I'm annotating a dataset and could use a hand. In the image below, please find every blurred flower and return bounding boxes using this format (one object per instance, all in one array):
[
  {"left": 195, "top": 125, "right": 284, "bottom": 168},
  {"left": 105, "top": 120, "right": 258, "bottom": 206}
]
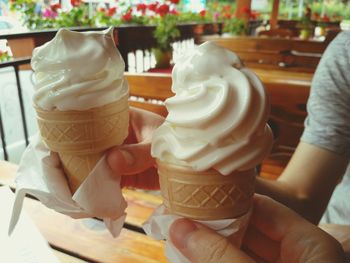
[
  {"left": 71, "top": 0, "right": 82, "bottom": 7},
  {"left": 157, "top": 4, "right": 169, "bottom": 17},
  {"left": 213, "top": 12, "right": 220, "bottom": 21},
  {"left": 249, "top": 11, "right": 260, "bottom": 20},
  {"left": 107, "top": 7, "right": 117, "bottom": 17},
  {"left": 322, "top": 14, "right": 330, "bottom": 22},
  {"left": 50, "top": 3, "right": 61, "bottom": 13},
  {"left": 238, "top": 6, "right": 259, "bottom": 20},
  {"left": 136, "top": 3, "right": 147, "bottom": 14},
  {"left": 43, "top": 8, "right": 57, "bottom": 18},
  {"left": 122, "top": 9, "right": 133, "bottom": 22},
  {"left": 224, "top": 12, "right": 231, "bottom": 19},
  {"left": 170, "top": 9, "right": 179, "bottom": 15},
  {"left": 241, "top": 6, "right": 251, "bottom": 15},
  {"left": 0, "top": 50, "right": 12, "bottom": 62},
  {"left": 170, "top": 0, "right": 180, "bottom": 4},
  {"left": 199, "top": 10, "right": 206, "bottom": 17},
  {"left": 148, "top": 2, "right": 159, "bottom": 12},
  {"left": 312, "top": 12, "right": 320, "bottom": 20}
]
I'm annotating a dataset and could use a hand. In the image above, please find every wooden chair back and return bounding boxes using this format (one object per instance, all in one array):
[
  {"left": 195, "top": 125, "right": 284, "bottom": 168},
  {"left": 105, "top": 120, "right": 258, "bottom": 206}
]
[
  {"left": 125, "top": 72, "right": 173, "bottom": 117},
  {"left": 258, "top": 28, "right": 294, "bottom": 38},
  {"left": 199, "top": 36, "right": 327, "bottom": 72}
]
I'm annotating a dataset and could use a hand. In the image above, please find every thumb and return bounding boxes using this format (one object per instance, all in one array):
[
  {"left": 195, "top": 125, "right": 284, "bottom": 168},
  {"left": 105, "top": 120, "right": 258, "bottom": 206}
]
[{"left": 169, "top": 218, "right": 255, "bottom": 263}]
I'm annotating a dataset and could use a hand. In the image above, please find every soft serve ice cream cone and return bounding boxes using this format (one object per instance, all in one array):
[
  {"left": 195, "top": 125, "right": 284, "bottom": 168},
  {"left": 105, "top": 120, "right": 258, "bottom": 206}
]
[
  {"left": 151, "top": 42, "right": 273, "bottom": 220},
  {"left": 31, "top": 28, "right": 129, "bottom": 193}
]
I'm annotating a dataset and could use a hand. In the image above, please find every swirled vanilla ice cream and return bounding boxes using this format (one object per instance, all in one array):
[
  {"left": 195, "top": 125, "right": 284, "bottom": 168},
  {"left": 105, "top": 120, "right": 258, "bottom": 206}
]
[
  {"left": 32, "top": 28, "right": 129, "bottom": 193},
  {"left": 151, "top": 41, "right": 273, "bottom": 220}
]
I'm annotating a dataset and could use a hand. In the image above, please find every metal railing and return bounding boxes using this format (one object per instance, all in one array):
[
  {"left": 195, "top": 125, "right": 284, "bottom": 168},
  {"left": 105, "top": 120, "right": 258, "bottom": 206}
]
[{"left": 0, "top": 57, "right": 32, "bottom": 161}]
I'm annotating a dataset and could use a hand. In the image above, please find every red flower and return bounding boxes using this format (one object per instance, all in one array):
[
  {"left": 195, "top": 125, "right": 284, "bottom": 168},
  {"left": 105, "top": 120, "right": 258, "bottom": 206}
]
[
  {"left": 224, "top": 13, "right": 231, "bottom": 19},
  {"left": 241, "top": 6, "right": 251, "bottom": 15},
  {"left": 148, "top": 2, "right": 159, "bottom": 12},
  {"left": 170, "top": 0, "right": 180, "bottom": 4},
  {"left": 107, "top": 7, "right": 117, "bottom": 17},
  {"left": 199, "top": 10, "right": 206, "bottom": 17},
  {"left": 122, "top": 11, "right": 133, "bottom": 22},
  {"left": 249, "top": 11, "right": 260, "bottom": 20},
  {"left": 157, "top": 4, "right": 169, "bottom": 17},
  {"left": 170, "top": 9, "right": 179, "bottom": 15},
  {"left": 50, "top": 3, "right": 61, "bottom": 12},
  {"left": 70, "top": 0, "right": 82, "bottom": 7},
  {"left": 322, "top": 14, "right": 330, "bottom": 22},
  {"left": 136, "top": 3, "right": 147, "bottom": 14},
  {"left": 313, "top": 12, "right": 320, "bottom": 20}
]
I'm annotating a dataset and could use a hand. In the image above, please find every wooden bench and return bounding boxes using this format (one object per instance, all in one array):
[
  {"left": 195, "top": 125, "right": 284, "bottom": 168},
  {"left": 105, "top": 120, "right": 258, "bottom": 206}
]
[
  {"left": 126, "top": 72, "right": 173, "bottom": 117},
  {"left": 199, "top": 36, "right": 328, "bottom": 72},
  {"left": 258, "top": 28, "right": 295, "bottom": 38}
]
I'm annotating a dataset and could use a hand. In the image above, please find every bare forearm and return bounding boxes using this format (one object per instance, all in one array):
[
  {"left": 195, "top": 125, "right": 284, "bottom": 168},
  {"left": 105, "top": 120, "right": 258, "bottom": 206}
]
[
  {"left": 256, "top": 177, "right": 323, "bottom": 224},
  {"left": 256, "top": 142, "right": 348, "bottom": 224}
]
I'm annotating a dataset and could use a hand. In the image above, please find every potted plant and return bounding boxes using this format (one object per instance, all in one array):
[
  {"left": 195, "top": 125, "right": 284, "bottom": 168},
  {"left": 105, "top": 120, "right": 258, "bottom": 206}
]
[
  {"left": 153, "top": 13, "right": 180, "bottom": 68},
  {"left": 221, "top": 5, "right": 258, "bottom": 36},
  {"left": 298, "top": 6, "right": 314, "bottom": 40},
  {"left": 317, "top": 14, "right": 331, "bottom": 36},
  {"left": 0, "top": 50, "right": 12, "bottom": 62},
  {"left": 222, "top": 18, "right": 248, "bottom": 36}
]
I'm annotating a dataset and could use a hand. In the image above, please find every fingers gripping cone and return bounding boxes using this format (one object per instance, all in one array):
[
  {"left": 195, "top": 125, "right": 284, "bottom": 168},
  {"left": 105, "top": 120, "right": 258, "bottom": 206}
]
[
  {"left": 35, "top": 94, "right": 129, "bottom": 193},
  {"left": 157, "top": 160, "right": 255, "bottom": 220}
]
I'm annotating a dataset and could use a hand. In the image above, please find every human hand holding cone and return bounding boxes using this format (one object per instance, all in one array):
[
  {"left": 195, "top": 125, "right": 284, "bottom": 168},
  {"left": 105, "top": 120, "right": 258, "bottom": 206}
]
[{"left": 35, "top": 94, "right": 129, "bottom": 193}]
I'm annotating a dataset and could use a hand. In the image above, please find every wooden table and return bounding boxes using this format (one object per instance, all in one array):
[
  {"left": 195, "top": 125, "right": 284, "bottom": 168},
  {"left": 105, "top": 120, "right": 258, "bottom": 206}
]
[
  {"left": 0, "top": 161, "right": 166, "bottom": 263},
  {"left": 1, "top": 160, "right": 349, "bottom": 262}
]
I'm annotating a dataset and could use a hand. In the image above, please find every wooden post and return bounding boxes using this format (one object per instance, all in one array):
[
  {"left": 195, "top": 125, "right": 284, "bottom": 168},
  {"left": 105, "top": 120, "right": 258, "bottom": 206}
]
[
  {"left": 236, "top": 0, "right": 252, "bottom": 20},
  {"left": 270, "top": 0, "right": 280, "bottom": 29}
]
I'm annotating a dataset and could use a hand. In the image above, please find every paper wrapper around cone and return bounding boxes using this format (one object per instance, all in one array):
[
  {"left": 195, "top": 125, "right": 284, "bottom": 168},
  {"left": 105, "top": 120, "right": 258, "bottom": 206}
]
[
  {"left": 157, "top": 159, "right": 255, "bottom": 220},
  {"left": 35, "top": 94, "right": 129, "bottom": 193}
]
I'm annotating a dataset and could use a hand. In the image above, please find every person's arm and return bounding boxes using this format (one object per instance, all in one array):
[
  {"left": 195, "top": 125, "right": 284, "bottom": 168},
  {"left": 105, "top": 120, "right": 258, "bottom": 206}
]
[
  {"left": 256, "top": 31, "right": 350, "bottom": 224},
  {"left": 256, "top": 142, "right": 348, "bottom": 224}
]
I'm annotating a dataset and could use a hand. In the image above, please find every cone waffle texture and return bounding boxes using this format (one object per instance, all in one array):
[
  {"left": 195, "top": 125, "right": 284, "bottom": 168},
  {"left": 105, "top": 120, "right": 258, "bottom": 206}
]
[
  {"left": 35, "top": 94, "right": 129, "bottom": 192},
  {"left": 157, "top": 159, "right": 255, "bottom": 220}
]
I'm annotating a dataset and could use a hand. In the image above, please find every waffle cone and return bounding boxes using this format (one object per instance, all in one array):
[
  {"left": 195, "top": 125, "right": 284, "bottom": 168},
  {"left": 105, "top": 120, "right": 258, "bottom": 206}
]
[
  {"left": 35, "top": 94, "right": 129, "bottom": 193},
  {"left": 157, "top": 159, "right": 255, "bottom": 220}
]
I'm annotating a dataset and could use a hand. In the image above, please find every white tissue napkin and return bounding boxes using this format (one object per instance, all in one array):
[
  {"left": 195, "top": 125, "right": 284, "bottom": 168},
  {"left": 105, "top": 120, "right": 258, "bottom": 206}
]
[
  {"left": 9, "top": 134, "right": 127, "bottom": 237},
  {"left": 143, "top": 205, "right": 251, "bottom": 263}
]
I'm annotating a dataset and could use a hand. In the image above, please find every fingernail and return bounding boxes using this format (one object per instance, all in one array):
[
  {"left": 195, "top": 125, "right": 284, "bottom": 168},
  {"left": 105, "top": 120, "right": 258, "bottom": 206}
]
[
  {"left": 119, "top": 150, "right": 134, "bottom": 166},
  {"left": 170, "top": 218, "right": 198, "bottom": 250}
]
